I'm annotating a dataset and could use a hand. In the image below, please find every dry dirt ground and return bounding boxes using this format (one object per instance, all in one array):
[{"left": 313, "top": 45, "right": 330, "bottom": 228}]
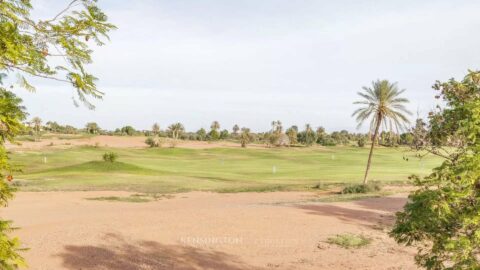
[
  {"left": 2, "top": 191, "right": 418, "bottom": 270},
  {"left": 6, "top": 135, "right": 252, "bottom": 150}
]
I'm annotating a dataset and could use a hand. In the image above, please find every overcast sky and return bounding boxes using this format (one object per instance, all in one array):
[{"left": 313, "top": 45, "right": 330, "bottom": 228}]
[{"left": 14, "top": 0, "right": 480, "bottom": 132}]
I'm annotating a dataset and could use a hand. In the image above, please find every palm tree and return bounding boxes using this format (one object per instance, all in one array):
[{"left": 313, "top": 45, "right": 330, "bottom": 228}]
[
  {"left": 31, "top": 117, "right": 42, "bottom": 141},
  {"left": 85, "top": 122, "right": 100, "bottom": 134},
  {"left": 167, "top": 123, "right": 185, "bottom": 141},
  {"left": 303, "top": 124, "right": 316, "bottom": 146},
  {"left": 152, "top": 123, "right": 160, "bottom": 136},
  {"left": 232, "top": 124, "right": 239, "bottom": 135},
  {"left": 210, "top": 121, "right": 220, "bottom": 131},
  {"left": 32, "top": 117, "right": 42, "bottom": 134},
  {"left": 353, "top": 80, "right": 411, "bottom": 184},
  {"left": 271, "top": 120, "right": 282, "bottom": 134},
  {"left": 239, "top": 127, "right": 254, "bottom": 148}
]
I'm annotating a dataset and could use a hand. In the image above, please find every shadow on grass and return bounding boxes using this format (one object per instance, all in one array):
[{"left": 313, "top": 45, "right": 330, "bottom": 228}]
[{"left": 57, "top": 234, "right": 261, "bottom": 270}]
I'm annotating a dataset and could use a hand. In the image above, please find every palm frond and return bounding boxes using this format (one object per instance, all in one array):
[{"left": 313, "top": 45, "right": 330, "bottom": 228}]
[{"left": 352, "top": 79, "right": 411, "bottom": 133}]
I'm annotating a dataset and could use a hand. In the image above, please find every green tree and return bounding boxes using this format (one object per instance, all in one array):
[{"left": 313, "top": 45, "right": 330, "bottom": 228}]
[
  {"left": 219, "top": 129, "right": 229, "bottom": 140},
  {"left": 271, "top": 120, "right": 283, "bottom": 133},
  {"left": 0, "top": 89, "right": 26, "bottom": 144},
  {"left": 411, "top": 118, "right": 428, "bottom": 150},
  {"left": 31, "top": 117, "right": 42, "bottom": 138},
  {"left": 168, "top": 123, "right": 184, "bottom": 141},
  {"left": 298, "top": 124, "right": 317, "bottom": 146},
  {"left": 85, "top": 122, "right": 100, "bottom": 134},
  {"left": 145, "top": 137, "right": 157, "bottom": 148},
  {"left": 45, "top": 121, "right": 59, "bottom": 133},
  {"left": 1, "top": 0, "right": 115, "bottom": 108},
  {"left": 239, "top": 127, "right": 254, "bottom": 148},
  {"left": 331, "top": 131, "right": 349, "bottom": 145},
  {"left": 352, "top": 80, "right": 411, "bottom": 184},
  {"left": 152, "top": 123, "right": 160, "bottom": 136},
  {"left": 120, "top": 125, "right": 136, "bottom": 136},
  {"left": 208, "top": 129, "right": 219, "bottom": 141},
  {"left": 399, "top": 132, "right": 414, "bottom": 146},
  {"left": 316, "top": 126, "right": 326, "bottom": 144},
  {"left": 357, "top": 138, "right": 366, "bottom": 147},
  {"left": 196, "top": 128, "right": 207, "bottom": 141},
  {"left": 379, "top": 131, "right": 398, "bottom": 147},
  {"left": 64, "top": 125, "right": 77, "bottom": 134},
  {"left": 0, "top": 1, "right": 114, "bottom": 268},
  {"left": 267, "top": 120, "right": 283, "bottom": 146},
  {"left": 391, "top": 71, "right": 480, "bottom": 269},
  {"left": 209, "top": 121, "right": 220, "bottom": 141},
  {"left": 0, "top": 88, "right": 27, "bottom": 270},
  {"left": 232, "top": 124, "right": 239, "bottom": 136},
  {"left": 210, "top": 121, "right": 220, "bottom": 131},
  {"left": 286, "top": 126, "right": 298, "bottom": 145}
]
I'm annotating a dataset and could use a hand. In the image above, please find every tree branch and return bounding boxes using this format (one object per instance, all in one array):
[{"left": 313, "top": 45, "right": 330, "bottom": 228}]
[{"left": 2, "top": 63, "right": 71, "bottom": 84}]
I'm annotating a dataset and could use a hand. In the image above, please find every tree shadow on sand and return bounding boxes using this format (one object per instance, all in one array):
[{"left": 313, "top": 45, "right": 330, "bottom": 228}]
[
  {"left": 296, "top": 196, "right": 407, "bottom": 228},
  {"left": 354, "top": 196, "right": 407, "bottom": 213},
  {"left": 57, "top": 233, "right": 262, "bottom": 270}
]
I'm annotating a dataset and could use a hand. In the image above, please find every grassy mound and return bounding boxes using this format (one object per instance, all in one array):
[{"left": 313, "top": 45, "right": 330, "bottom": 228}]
[
  {"left": 11, "top": 146, "right": 442, "bottom": 193},
  {"left": 38, "top": 161, "right": 158, "bottom": 175}
]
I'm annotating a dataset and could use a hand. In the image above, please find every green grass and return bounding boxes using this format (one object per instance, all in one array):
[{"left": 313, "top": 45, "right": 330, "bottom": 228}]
[
  {"left": 9, "top": 145, "right": 443, "bottom": 193},
  {"left": 327, "top": 234, "right": 372, "bottom": 248}
]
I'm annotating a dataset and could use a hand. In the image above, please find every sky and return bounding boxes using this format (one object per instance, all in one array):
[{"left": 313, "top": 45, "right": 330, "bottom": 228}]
[{"left": 13, "top": 0, "right": 480, "bottom": 132}]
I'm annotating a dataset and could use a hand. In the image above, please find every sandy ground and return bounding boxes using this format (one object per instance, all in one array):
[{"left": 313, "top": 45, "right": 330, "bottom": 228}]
[
  {"left": 6, "top": 135, "right": 258, "bottom": 150},
  {"left": 1, "top": 191, "right": 417, "bottom": 270}
]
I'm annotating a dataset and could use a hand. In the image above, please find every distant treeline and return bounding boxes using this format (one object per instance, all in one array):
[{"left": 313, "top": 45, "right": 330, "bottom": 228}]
[{"left": 22, "top": 118, "right": 431, "bottom": 148}]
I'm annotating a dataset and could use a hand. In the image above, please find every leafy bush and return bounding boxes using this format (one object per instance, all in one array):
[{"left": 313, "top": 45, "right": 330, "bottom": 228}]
[
  {"left": 357, "top": 138, "right": 366, "bottom": 147},
  {"left": 391, "top": 71, "right": 480, "bottom": 269},
  {"left": 312, "top": 183, "right": 324, "bottom": 189},
  {"left": 327, "top": 234, "right": 371, "bottom": 249},
  {"left": 341, "top": 182, "right": 381, "bottom": 194},
  {"left": 145, "top": 137, "right": 157, "bottom": 148},
  {"left": 320, "top": 137, "right": 337, "bottom": 146},
  {"left": 120, "top": 125, "right": 136, "bottom": 136},
  {"left": 102, "top": 152, "right": 118, "bottom": 163}
]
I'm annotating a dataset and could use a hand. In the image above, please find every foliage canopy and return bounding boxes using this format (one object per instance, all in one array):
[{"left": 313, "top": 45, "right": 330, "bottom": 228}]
[
  {"left": 0, "top": 0, "right": 115, "bottom": 268},
  {"left": 391, "top": 71, "right": 480, "bottom": 269}
]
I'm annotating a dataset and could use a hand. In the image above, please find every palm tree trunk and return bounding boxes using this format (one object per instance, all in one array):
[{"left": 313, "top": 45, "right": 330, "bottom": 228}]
[{"left": 363, "top": 118, "right": 381, "bottom": 185}]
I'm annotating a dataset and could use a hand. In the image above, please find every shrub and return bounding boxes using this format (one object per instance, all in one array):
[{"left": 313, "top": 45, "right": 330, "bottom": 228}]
[
  {"left": 120, "top": 125, "right": 136, "bottom": 136},
  {"left": 102, "top": 152, "right": 118, "bottom": 163},
  {"left": 320, "top": 137, "right": 337, "bottom": 146},
  {"left": 312, "top": 183, "right": 324, "bottom": 189},
  {"left": 327, "top": 234, "right": 371, "bottom": 249},
  {"left": 341, "top": 182, "right": 381, "bottom": 194},
  {"left": 266, "top": 132, "right": 281, "bottom": 146},
  {"left": 145, "top": 137, "right": 157, "bottom": 148},
  {"left": 357, "top": 138, "right": 366, "bottom": 147}
]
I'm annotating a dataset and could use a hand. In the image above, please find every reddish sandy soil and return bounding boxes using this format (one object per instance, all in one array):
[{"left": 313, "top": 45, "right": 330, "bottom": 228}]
[
  {"left": 6, "top": 135, "right": 261, "bottom": 150},
  {"left": 2, "top": 191, "right": 417, "bottom": 270}
]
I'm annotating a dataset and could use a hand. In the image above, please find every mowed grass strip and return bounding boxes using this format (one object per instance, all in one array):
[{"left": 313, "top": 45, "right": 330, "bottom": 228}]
[{"left": 9, "top": 145, "right": 443, "bottom": 193}]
